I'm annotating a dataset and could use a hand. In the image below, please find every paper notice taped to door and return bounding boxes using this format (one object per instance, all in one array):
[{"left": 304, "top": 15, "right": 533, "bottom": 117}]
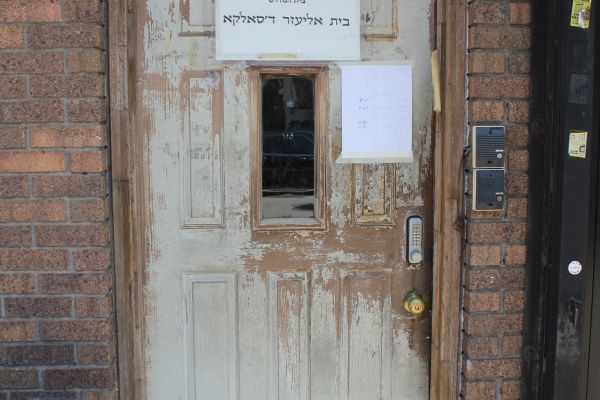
[
  {"left": 568, "top": 131, "right": 588, "bottom": 158},
  {"left": 570, "top": 0, "right": 592, "bottom": 29}
]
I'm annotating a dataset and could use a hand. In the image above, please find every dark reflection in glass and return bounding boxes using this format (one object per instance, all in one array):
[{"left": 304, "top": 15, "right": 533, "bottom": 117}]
[{"left": 261, "top": 75, "right": 315, "bottom": 219}]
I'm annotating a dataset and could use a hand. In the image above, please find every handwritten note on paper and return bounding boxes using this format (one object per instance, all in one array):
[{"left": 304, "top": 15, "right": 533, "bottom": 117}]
[
  {"left": 216, "top": 0, "right": 360, "bottom": 60},
  {"left": 338, "top": 63, "right": 413, "bottom": 163}
]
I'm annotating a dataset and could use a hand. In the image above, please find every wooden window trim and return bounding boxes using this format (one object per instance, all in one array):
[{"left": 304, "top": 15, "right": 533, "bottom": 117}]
[{"left": 249, "top": 66, "right": 328, "bottom": 231}]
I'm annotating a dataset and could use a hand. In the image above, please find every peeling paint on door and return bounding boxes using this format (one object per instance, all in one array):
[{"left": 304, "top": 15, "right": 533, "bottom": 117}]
[{"left": 137, "top": 0, "right": 435, "bottom": 398}]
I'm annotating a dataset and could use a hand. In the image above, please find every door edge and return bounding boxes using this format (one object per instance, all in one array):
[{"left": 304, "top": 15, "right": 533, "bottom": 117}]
[
  {"left": 108, "top": 0, "right": 148, "bottom": 398},
  {"left": 429, "top": 0, "right": 468, "bottom": 399}
]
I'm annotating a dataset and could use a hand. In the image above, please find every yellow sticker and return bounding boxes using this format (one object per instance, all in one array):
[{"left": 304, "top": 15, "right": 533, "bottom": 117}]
[
  {"left": 571, "top": 0, "right": 592, "bottom": 29},
  {"left": 568, "top": 131, "right": 588, "bottom": 158}
]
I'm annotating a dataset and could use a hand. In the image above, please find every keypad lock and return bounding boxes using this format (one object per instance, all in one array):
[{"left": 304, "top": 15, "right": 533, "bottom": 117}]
[{"left": 407, "top": 216, "right": 423, "bottom": 264}]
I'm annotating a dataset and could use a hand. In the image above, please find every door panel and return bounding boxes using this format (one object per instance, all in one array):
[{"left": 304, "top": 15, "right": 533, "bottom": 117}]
[{"left": 138, "top": 0, "right": 434, "bottom": 398}]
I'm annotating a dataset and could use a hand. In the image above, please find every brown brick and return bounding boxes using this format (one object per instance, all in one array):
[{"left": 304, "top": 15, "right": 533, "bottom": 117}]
[
  {"left": 45, "top": 368, "right": 115, "bottom": 389},
  {"left": 0, "top": 0, "right": 62, "bottom": 22},
  {"left": 469, "top": 1, "right": 505, "bottom": 24},
  {"left": 74, "top": 249, "right": 111, "bottom": 271},
  {"left": 0, "top": 51, "right": 64, "bottom": 74},
  {"left": 504, "top": 290, "right": 525, "bottom": 312},
  {"left": 0, "top": 127, "right": 26, "bottom": 148},
  {"left": 503, "top": 335, "right": 523, "bottom": 355},
  {"left": 506, "top": 174, "right": 528, "bottom": 195},
  {"left": 464, "top": 313, "right": 523, "bottom": 335},
  {"left": 68, "top": 99, "right": 107, "bottom": 122},
  {"left": 0, "top": 151, "right": 65, "bottom": 172},
  {"left": 6, "top": 345, "right": 75, "bottom": 366},
  {"left": 0, "top": 100, "right": 64, "bottom": 123},
  {"left": 0, "top": 200, "right": 67, "bottom": 222},
  {"left": 0, "top": 76, "right": 26, "bottom": 99},
  {"left": 507, "top": 198, "right": 527, "bottom": 218},
  {"left": 0, "top": 273, "right": 35, "bottom": 294},
  {"left": 510, "top": 3, "right": 531, "bottom": 25},
  {"left": 464, "top": 335, "right": 498, "bottom": 357},
  {"left": 470, "top": 77, "right": 530, "bottom": 98},
  {"left": 31, "top": 125, "right": 106, "bottom": 148},
  {"left": 65, "top": 0, "right": 104, "bottom": 22},
  {"left": 506, "top": 125, "right": 528, "bottom": 147},
  {"left": 469, "top": 101, "right": 504, "bottom": 122},
  {"left": 467, "top": 245, "right": 501, "bottom": 266},
  {"left": 469, "top": 51, "right": 505, "bottom": 73},
  {"left": 11, "top": 392, "right": 77, "bottom": 400},
  {"left": 76, "top": 296, "right": 112, "bottom": 318},
  {"left": 508, "top": 149, "right": 529, "bottom": 171},
  {"left": 502, "top": 380, "right": 521, "bottom": 399},
  {"left": 469, "top": 26, "right": 531, "bottom": 49},
  {"left": 0, "top": 249, "right": 69, "bottom": 271},
  {"left": 78, "top": 343, "right": 114, "bottom": 365},
  {"left": 466, "top": 267, "right": 524, "bottom": 290},
  {"left": 465, "top": 358, "right": 521, "bottom": 379},
  {"left": 71, "top": 199, "right": 108, "bottom": 222},
  {"left": 0, "top": 226, "right": 31, "bottom": 246},
  {"left": 82, "top": 391, "right": 117, "bottom": 400},
  {"left": 467, "top": 207, "right": 503, "bottom": 220},
  {"left": 70, "top": 151, "right": 106, "bottom": 173},
  {"left": 468, "top": 222, "right": 527, "bottom": 243},
  {"left": 29, "top": 24, "right": 104, "bottom": 49},
  {"left": 33, "top": 175, "right": 106, "bottom": 197},
  {"left": 506, "top": 245, "right": 527, "bottom": 265},
  {"left": 465, "top": 291, "right": 501, "bottom": 312},
  {"left": 0, "top": 321, "right": 37, "bottom": 341},
  {"left": 36, "top": 224, "right": 109, "bottom": 247},
  {"left": 40, "top": 320, "right": 112, "bottom": 341},
  {"left": 0, "top": 368, "right": 39, "bottom": 389},
  {"left": 508, "top": 102, "right": 529, "bottom": 122},
  {"left": 6, "top": 297, "right": 72, "bottom": 318},
  {"left": 31, "top": 74, "right": 105, "bottom": 98},
  {"left": 509, "top": 51, "right": 531, "bottom": 74},
  {"left": 39, "top": 273, "right": 111, "bottom": 295},
  {"left": 0, "top": 25, "right": 24, "bottom": 48},
  {"left": 463, "top": 381, "right": 496, "bottom": 400},
  {"left": 67, "top": 50, "right": 105, "bottom": 73},
  {"left": 0, "top": 176, "right": 29, "bottom": 198}
]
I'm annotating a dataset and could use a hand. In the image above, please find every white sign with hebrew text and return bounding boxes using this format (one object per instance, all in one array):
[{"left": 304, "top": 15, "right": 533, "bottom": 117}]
[
  {"left": 338, "top": 62, "right": 413, "bottom": 163},
  {"left": 216, "top": 0, "right": 360, "bottom": 60}
]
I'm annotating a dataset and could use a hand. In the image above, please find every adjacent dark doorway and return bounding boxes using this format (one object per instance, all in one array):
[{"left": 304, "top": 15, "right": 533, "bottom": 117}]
[{"left": 525, "top": 0, "right": 598, "bottom": 399}]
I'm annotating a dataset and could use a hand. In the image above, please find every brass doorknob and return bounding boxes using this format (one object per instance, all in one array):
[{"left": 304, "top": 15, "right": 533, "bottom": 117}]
[{"left": 403, "top": 291, "right": 426, "bottom": 316}]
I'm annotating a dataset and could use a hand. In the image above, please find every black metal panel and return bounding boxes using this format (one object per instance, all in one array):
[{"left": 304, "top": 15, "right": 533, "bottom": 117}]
[
  {"left": 473, "top": 169, "right": 504, "bottom": 211},
  {"left": 522, "top": 0, "right": 557, "bottom": 396},
  {"left": 473, "top": 126, "right": 505, "bottom": 168},
  {"left": 585, "top": 10, "right": 600, "bottom": 399},
  {"left": 525, "top": 0, "right": 598, "bottom": 399}
]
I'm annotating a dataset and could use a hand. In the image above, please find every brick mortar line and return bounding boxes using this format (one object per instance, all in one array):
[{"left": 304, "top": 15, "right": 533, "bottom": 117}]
[
  {"left": 0, "top": 122, "right": 106, "bottom": 127},
  {"left": 0, "top": 98, "right": 106, "bottom": 104}
]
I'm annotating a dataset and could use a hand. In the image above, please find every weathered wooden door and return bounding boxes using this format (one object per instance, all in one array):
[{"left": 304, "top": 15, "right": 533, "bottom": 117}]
[{"left": 137, "top": 0, "right": 435, "bottom": 398}]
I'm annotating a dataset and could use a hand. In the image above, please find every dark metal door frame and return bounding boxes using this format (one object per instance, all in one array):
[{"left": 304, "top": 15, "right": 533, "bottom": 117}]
[{"left": 525, "top": 1, "right": 598, "bottom": 399}]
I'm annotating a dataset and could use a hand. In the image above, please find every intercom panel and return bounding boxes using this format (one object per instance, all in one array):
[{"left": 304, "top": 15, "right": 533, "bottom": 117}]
[
  {"left": 473, "top": 125, "right": 505, "bottom": 168},
  {"left": 473, "top": 169, "right": 505, "bottom": 211}
]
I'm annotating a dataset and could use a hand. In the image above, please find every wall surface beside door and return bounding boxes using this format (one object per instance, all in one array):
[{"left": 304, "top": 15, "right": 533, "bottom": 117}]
[
  {"left": 461, "top": 1, "right": 532, "bottom": 399},
  {"left": 0, "top": 0, "right": 116, "bottom": 398}
]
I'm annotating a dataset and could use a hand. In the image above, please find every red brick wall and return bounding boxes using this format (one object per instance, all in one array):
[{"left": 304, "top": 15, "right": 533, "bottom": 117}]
[
  {"left": 462, "top": 1, "right": 531, "bottom": 399},
  {"left": 0, "top": 0, "right": 116, "bottom": 398}
]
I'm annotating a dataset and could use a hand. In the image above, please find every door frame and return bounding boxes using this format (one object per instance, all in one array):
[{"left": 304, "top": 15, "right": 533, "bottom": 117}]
[{"left": 106, "top": 0, "right": 467, "bottom": 398}]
